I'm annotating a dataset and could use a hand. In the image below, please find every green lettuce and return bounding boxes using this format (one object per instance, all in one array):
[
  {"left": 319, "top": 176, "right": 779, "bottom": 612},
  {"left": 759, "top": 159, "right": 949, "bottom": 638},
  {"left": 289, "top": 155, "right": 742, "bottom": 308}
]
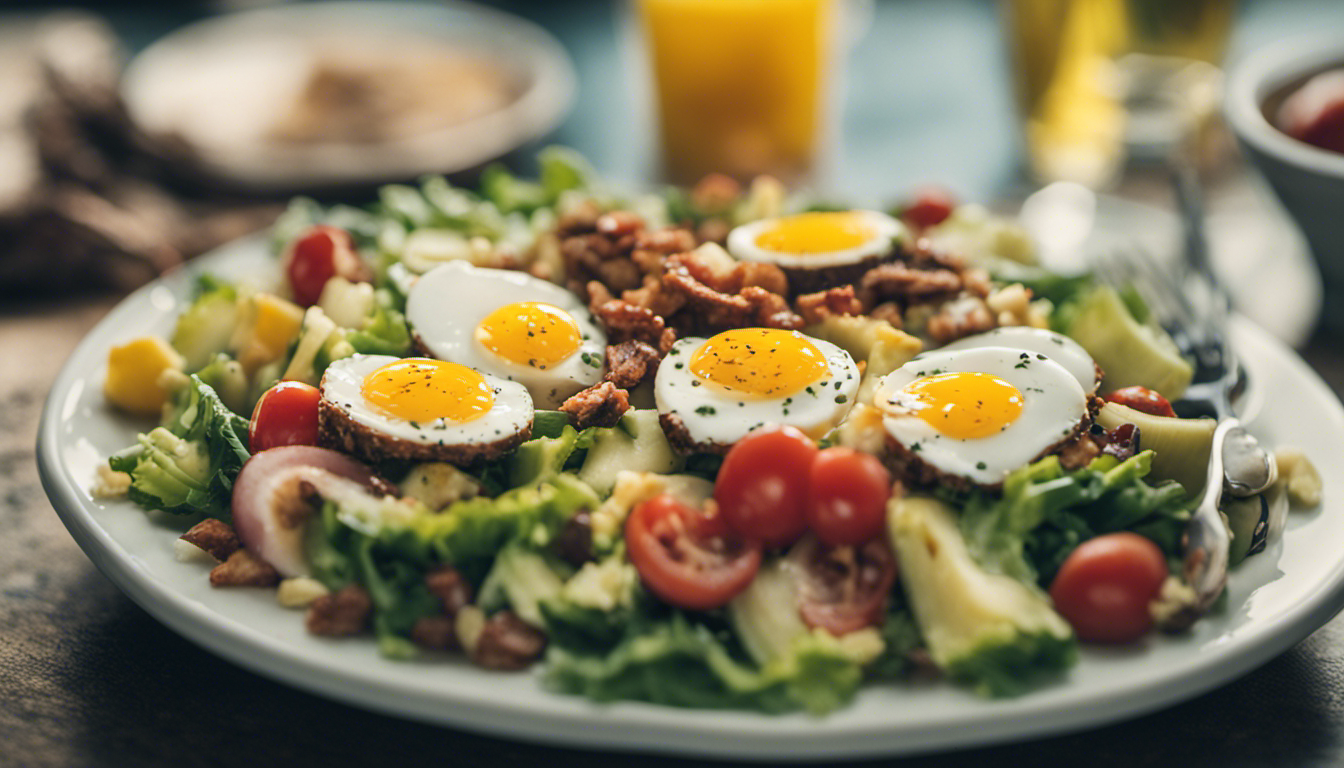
[
  {"left": 108, "top": 375, "right": 251, "bottom": 517},
  {"left": 409, "top": 472, "right": 599, "bottom": 583},
  {"left": 545, "top": 609, "right": 867, "bottom": 715},
  {"left": 954, "top": 451, "right": 1192, "bottom": 587}
]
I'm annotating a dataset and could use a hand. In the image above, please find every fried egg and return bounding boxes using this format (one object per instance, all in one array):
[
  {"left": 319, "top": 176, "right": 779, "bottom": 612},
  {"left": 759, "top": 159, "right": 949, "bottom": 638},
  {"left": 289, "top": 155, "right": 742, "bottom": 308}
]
[
  {"left": 929, "top": 326, "right": 1100, "bottom": 394},
  {"left": 726, "top": 210, "right": 904, "bottom": 292},
  {"left": 875, "top": 346, "right": 1089, "bottom": 487},
  {"left": 405, "top": 261, "right": 606, "bottom": 407},
  {"left": 318, "top": 354, "right": 533, "bottom": 464},
  {"left": 655, "top": 328, "right": 860, "bottom": 451}
]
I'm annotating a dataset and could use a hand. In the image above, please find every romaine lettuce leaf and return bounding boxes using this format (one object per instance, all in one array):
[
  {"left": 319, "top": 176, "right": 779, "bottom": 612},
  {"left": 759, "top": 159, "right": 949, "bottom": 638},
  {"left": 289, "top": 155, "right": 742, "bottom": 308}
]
[{"left": 953, "top": 451, "right": 1192, "bottom": 587}]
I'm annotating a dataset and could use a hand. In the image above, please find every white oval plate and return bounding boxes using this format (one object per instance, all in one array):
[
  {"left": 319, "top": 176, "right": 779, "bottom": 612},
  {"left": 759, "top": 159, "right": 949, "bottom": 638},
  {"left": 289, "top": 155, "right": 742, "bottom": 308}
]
[
  {"left": 37, "top": 237, "right": 1344, "bottom": 760},
  {"left": 121, "top": 2, "right": 575, "bottom": 191}
]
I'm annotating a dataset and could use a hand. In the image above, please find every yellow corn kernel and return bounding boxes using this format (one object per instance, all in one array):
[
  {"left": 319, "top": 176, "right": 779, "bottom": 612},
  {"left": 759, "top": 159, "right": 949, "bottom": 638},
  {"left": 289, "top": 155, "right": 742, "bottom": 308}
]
[
  {"left": 104, "top": 336, "right": 185, "bottom": 415},
  {"left": 235, "top": 293, "right": 304, "bottom": 374}
]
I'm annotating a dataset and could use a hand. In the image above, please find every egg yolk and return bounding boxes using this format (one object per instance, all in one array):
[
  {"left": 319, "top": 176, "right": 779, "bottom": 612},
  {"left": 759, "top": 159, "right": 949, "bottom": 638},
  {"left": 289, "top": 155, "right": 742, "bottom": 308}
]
[
  {"left": 902, "top": 372, "right": 1024, "bottom": 439},
  {"left": 361, "top": 358, "right": 494, "bottom": 423},
  {"left": 689, "top": 328, "right": 829, "bottom": 398},
  {"left": 754, "top": 212, "right": 875, "bottom": 254},
  {"left": 475, "top": 302, "right": 582, "bottom": 369}
]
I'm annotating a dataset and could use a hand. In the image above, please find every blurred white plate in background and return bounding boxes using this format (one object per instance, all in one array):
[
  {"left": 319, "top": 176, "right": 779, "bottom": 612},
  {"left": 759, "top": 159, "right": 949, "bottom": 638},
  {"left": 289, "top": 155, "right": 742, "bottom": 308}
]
[{"left": 122, "top": 1, "right": 575, "bottom": 191}]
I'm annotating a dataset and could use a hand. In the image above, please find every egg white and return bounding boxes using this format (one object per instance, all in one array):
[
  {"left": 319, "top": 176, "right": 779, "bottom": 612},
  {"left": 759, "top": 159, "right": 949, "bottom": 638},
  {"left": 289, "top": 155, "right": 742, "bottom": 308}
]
[
  {"left": 726, "top": 210, "right": 905, "bottom": 269},
  {"left": 405, "top": 261, "right": 606, "bottom": 408},
  {"left": 321, "top": 354, "right": 533, "bottom": 449},
  {"left": 929, "top": 326, "right": 1100, "bottom": 394},
  {"left": 875, "top": 346, "right": 1088, "bottom": 486},
  {"left": 655, "top": 334, "right": 861, "bottom": 448}
]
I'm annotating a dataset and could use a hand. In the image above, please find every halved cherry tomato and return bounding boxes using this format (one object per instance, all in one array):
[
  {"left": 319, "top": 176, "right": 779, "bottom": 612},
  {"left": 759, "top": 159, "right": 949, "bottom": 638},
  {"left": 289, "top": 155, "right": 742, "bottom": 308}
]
[
  {"left": 1049, "top": 532, "right": 1168, "bottom": 643},
  {"left": 806, "top": 447, "right": 893, "bottom": 546},
  {"left": 789, "top": 535, "right": 898, "bottom": 635},
  {"left": 714, "top": 425, "right": 818, "bottom": 547},
  {"left": 625, "top": 494, "right": 761, "bottom": 610},
  {"left": 284, "top": 225, "right": 364, "bottom": 307},
  {"left": 902, "top": 188, "right": 956, "bottom": 230},
  {"left": 1105, "top": 386, "right": 1177, "bottom": 418},
  {"left": 248, "top": 381, "right": 322, "bottom": 452}
]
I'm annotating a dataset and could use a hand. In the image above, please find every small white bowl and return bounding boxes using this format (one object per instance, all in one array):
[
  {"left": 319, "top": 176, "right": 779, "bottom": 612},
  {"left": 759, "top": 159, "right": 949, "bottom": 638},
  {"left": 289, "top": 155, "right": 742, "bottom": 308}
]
[{"left": 1226, "top": 36, "right": 1344, "bottom": 331}]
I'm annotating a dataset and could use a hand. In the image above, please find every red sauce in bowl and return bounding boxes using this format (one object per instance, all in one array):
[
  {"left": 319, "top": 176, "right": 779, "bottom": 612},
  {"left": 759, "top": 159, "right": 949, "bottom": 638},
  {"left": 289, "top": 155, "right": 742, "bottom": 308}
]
[{"left": 1276, "top": 68, "right": 1344, "bottom": 154}]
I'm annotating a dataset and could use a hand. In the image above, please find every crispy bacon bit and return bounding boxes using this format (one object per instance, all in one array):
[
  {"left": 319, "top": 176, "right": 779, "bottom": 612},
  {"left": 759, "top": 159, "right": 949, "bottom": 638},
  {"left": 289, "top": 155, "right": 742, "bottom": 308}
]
[
  {"left": 425, "top": 565, "right": 473, "bottom": 617},
  {"left": 306, "top": 584, "right": 373, "bottom": 636},
  {"left": 470, "top": 610, "right": 547, "bottom": 670},
  {"left": 209, "top": 548, "right": 280, "bottom": 587},
  {"left": 560, "top": 381, "right": 631, "bottom": 429},
  {"left": 555, "top": 510, "right": 595, "bottom": 567},
  {"left": 869, "top": 301, "right": 904, "bottom": 328},
  {"left": 1056, "top": 433, "right": 1103, "bottom": 470},
  {"left": 591, "top": 297, "right": 677, "bottom": 351},
  {"left": 662, "top": 255, "right": 803, "bottom": 334},
  {"left": 925, "top": 296, "right": 996, "bottom": 344},
  {"left": 181, "top": 518, "right": 241, "bottom": 562},
  {"left": 558, "top": 207, "right": 698, "bottom": 299},
  {"left": 411, "top": 615, "right": 460, "bottom": 651},
  {"left": 596, "top": 210, "right": 643, "bottom": 238},
  {"left": 796, "top": 286, "right": 864, "bottom": 324},
  {"left": 859, "top": 262, "right": 963, "bottom": 303},
  {"left": 605, "top": 339, "right": 662, "bottom": 389},
  {"left": 690, "top": 173, "right": 741, "bottom": 214},
  {"left": 1057, "top": 423, "right": 1139, "bottom": 470}
]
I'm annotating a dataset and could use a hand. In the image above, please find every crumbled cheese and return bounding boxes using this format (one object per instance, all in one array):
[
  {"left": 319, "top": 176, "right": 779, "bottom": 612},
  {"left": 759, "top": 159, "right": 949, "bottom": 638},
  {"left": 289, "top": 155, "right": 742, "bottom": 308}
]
[
  {"left": 1276, "top": 447, "right": 1323, "bottom": 508},
  {"left": 399, "top": 462, "right": 481, "bottom": 511},
  {"left": 455, "top": 605, "right": 487, "bottom": 655},
  {"left": 561, "top": 559, "right": 638, "bottom": 612},
  {"left": 590, "top": 471, "right": 713, "bottom": 547},
  {"left": 835, "top": 403, "right": 887, "bottom": 456},
  {"left": 91, "top": 464, "right": 131, "bottom": 499},
  {"left": 277, "top": 577, "right": 330, "bottom": 609},
  {"left": 173, "top": 537, "right": 218, "bottom": 565}
]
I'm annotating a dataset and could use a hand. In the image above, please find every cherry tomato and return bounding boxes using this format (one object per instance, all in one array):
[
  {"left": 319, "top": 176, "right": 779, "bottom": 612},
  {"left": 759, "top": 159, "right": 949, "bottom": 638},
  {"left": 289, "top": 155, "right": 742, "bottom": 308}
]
[
  {"left": 284, "top": 225, "right": 364, "bottom": 307},
  {"left": 625, "top": 494, "right": 761, "bottom": 610},
  {"left": 1049, "top": 532, "right": 1169, "bottom": 644},
  {"left": 249, "top": 381, "right": 322, "bottom": 452},
  {"left": 806, "top": 447, "right": 893, "bottom": 546},
  {"left": 902, "top": 188, "right": 956, "bottom": 229},
  {"left": 714, "top": 425, "right": 819, "bottom": 547},
  {"left": 1105, "top": 386, "right": 1177, "bottom": 418},
  {"left": 789, "top": 535, "right": 898, "bottom": 635}
]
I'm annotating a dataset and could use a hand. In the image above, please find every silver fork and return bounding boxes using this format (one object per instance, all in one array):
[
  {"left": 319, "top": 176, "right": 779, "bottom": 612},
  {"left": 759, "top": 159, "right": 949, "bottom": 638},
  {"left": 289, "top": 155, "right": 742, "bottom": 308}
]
[{"left": 1092, "top": 181, "right": 1279, "bottom": 626}]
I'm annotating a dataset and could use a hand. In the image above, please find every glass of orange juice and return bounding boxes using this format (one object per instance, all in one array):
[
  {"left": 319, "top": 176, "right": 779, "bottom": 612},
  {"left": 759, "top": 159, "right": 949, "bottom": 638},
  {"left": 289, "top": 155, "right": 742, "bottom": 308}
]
[
  {"left": 635, "top": 0, "right": 839, "bottom": 186},
  {"left": 1004, "top": 0, "right": 1235, "bottom": 186}
]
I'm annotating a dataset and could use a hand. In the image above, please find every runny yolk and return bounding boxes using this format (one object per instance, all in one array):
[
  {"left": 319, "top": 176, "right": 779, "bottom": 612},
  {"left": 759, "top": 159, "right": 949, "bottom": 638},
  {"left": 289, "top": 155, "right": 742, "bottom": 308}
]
[
  {"left": 475, "top": 301, "right": 582, "bottom": 369},
  {"left": 361, "top": 358, "right": 494, "bottom": 423},
  {"left": 902, "top": 372, "right": 1024, "bottom": 439},
  {"left": 754, "top": 211, "right": 875, "bottom": 254},
  {"left": 688, "top": 328, "right": 829, "bottom": 398}
]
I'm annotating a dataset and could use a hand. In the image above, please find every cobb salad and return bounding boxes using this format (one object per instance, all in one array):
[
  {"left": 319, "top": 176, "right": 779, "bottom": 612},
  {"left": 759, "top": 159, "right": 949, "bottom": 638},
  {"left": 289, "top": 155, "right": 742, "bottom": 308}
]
[{"left": 94, "top": 148, "right": 1322, "bottom": 714}]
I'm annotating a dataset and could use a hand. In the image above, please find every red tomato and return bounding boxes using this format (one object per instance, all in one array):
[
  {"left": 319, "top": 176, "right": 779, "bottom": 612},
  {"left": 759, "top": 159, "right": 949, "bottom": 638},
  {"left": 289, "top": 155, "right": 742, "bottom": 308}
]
[
  {"left": 1105, "top": 386, "right": 1176, "bottom": 418},
  {"left": 1049, "top": 533, "right": 1169, "bottom": 643},
  {"left": 789, "top": 535, "right": 898, "bottom": 635},
  {"left": 284, "top": 225, "right": 364, "bottom": 307},
  {"left": 714, "top": 425, "right": 818, "bottom": 547},
  {"left": 903, "top": 188, "right": 956, "bottom": 229},
  {"left": 625, "top": 494, "right": 761, "bottom": 610},
  {"left": 806, "top": 447, "right": 893, "bottom": 546},
  {"left": 248, "top": 381, "right": 322, "bottom": 452}
]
